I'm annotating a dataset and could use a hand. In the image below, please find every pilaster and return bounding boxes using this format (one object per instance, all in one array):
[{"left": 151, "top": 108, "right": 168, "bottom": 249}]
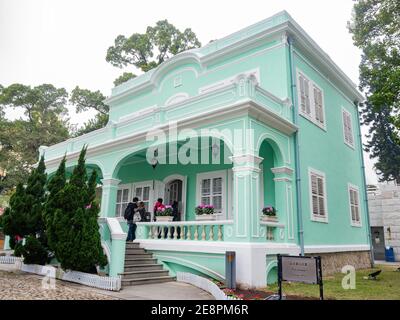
[
  {"left": 100, "top": 178, "right": 121, "bottom": 218},
  {"left": 271, "top": 166, "right": 295, "bottom": 241}
]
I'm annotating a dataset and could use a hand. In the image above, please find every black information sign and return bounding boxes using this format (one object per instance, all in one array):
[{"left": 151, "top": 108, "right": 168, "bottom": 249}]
[{"left": 277, "top": 254, "right": 323, "bottom": 300}]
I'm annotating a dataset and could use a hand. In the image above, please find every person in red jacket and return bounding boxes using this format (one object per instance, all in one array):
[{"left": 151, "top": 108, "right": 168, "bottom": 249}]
[{"left": 153, "top": 198, "right": 165, "bottom": 221}]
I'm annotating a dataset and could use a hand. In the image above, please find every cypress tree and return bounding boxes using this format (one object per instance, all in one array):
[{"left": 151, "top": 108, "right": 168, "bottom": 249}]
[
  {"left": 53, "top": 147, "right": 107, "bottom": 273},
  {"left": 1, "top": 156, "right": 49, "bottom": 264},
  {"left": 1, "top": 183, "right": 27, "bottom": 249},
  {"left": 25, "top": 156, "right": 47, "bottom": 236},
  {"left": 44, "top": 156, "right": 66, "bottom": 252}
]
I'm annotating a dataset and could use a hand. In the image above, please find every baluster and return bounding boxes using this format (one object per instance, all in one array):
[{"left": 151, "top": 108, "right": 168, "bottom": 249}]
[
  {"left": 267, "top": 227, "right": 274, "bottom": 240},
  {"left": 194, "top": 225, "right": 199, "bottom": 240},
  {"left": 152, "top": 226, "right": 156, "bottom": 239},
  {"left": 217, "top": 225, "right": 222, "bottom": 241},
  {"left": 173, "top": 226, "right": 178, "bottom": 240},
  {"left": 209, "top": 225, "right": 214, "bottom": 241},
  {"left": 201, "top": 225, "right": 206, "bottom": 240},
  {"left": 187, "top": 226, "right": 192, "bottom": 240},
  {"left": 167, "top": 226, "right": 171, "bottom": 239},
  {"left": 160, "top": 225, "right": 164, "bottom": 239},
  {"left": 179, "top": 226, "right": 184, "bottom": 240}
]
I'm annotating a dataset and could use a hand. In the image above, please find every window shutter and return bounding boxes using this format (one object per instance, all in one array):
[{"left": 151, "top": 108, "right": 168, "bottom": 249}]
[
  {"left": 299, "top": 75, "right": 306, "bottom": 113},
  {"left": 343, "top": 110, "right": 354, "bottom": 146},
  {"left": 347, "top": 113, "right": 353, "bottom": 145},
  {"left": 349, "top": 187, "right": 360, "bottom": 224},
  {"left": 304, "top": 78, "right": 311, "bottom": 115},
  {"left": 310, "top": 172, "right": 326, "bottom": 218},
  {"left": 314, "top": 87, "right": 324, "bottom": 125}
]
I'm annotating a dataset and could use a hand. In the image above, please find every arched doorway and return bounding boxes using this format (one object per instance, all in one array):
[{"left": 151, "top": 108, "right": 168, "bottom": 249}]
[{"left": 163, "top": 175, "right": 187, "bottom": 221}]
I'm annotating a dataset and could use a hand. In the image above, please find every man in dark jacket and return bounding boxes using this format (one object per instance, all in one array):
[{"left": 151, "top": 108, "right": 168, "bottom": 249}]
[{"left": 125, "top": 197, "right": 139, "bottom": 242}]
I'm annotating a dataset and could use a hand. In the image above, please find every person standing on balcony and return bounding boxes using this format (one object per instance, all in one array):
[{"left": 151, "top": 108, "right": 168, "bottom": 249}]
[
  {"left": 153, "top": 198, "right": 165, "bottom": 221},
  {"left": 125, "top": 197, "right": 139, "bottom": 242},
  {"left": 153, "top": 198, "right": 165, "bottom": 238}
]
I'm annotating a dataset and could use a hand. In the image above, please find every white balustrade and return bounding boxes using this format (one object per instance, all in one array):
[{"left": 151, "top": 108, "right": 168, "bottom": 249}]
[{"left": 136, "top": 220, "right": 232, "bottom": 241}]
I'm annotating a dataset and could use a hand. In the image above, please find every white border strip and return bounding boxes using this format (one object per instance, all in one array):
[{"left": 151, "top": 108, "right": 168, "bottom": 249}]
[
  {"left": 304, "top": 244, "right": 370, "bottom": 254},
  {"left": 176, "top": 272, "right": 241, "bottom": 300}
]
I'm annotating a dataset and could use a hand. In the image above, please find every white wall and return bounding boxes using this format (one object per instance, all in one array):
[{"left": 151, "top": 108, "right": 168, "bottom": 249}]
[{"left": 368, "top": 182, "right": 400, "bottom": 261}]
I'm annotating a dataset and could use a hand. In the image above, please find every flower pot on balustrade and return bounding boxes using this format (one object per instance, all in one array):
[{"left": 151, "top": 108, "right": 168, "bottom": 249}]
[
  {"left": 195, "top": 214, "right": 217, "bottom": 221},
  {"left": 261, "top": 215, "right": 278, "bottom": 223},
  {"left": 156, "top": 216, "right": 173, "bottom": 222}
]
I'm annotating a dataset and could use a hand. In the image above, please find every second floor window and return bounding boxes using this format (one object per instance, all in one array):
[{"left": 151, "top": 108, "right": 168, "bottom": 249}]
[
  {"left": 297, "top": 71, "right": 325, "bottom": 129},
  {"left": 342, "top": 108, "right": 354, "bottom": 148},
  {"left": 299, "top": 74, "right": 311, "bottom": 116}
]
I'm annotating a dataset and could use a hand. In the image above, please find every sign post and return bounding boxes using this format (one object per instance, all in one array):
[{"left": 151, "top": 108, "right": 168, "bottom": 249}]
[
  {"left": 225, "top": 251, "right": 236, "bottom": 290},
  {"left": 277, "top": 254, "right": 324, "bottom": 300}
]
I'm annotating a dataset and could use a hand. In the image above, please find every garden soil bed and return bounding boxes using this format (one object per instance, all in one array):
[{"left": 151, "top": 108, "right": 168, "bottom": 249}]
[{"left": 232, "top": 288, "right": 318, "bottom": 300}]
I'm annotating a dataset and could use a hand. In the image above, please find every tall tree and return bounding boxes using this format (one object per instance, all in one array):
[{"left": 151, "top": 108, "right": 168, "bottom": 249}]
[
  {"left": 0, "top": 83, "right": 70, "bottom": 191},
  {"left": 113, "top": 72, "right": 137, "bottom": 86},
  {"left": 349, "top": 0, "right": 400, "bottom": 182},
  {"left": 106, "top": 20, "right": 201, "bottom": 84},
  {"left": 0, "top": 183, "right": 27, "bottom": 249},
  {"left": 52, "top": 147, "right": 107, "bottom": 273},
  {"left": 0, "top": 156, "right": 49, "bottom": 264},
  {"left": 69, "top": 86, "right": 109, "bottom": 137},
  {"left": 44, "top": 156, "right": 67, "bottom": 253}
]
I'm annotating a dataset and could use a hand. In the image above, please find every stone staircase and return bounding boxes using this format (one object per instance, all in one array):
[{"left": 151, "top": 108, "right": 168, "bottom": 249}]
[{"left": 120, "top": 242, "right": 175, "bottom": 286}]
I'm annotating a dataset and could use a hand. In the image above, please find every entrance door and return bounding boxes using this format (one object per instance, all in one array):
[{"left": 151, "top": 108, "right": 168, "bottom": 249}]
[
  {"left": 165, "top": 179, "right": 183, "bottom": 220},
  {"left": 166, "top": 180, "right": 181, "bottom": 204},
  {"left": 371, "top": 227, "right": 386, "bottom": 260}
]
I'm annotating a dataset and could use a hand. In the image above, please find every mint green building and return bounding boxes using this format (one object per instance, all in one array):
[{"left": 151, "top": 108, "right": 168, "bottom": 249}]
[{"left": 22, "top": 11, "right": 371, "bottom": 288}]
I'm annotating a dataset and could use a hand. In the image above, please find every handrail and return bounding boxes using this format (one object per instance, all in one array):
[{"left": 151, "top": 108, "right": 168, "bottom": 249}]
[
  {"left": 259, "top": 221, "right": 285, "bottom": 228},
  {"left": 102, "top": 217, "right": 126, "bottom": 240}
]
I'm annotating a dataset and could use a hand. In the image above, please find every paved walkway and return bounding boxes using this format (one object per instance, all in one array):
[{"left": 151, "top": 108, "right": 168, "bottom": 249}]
[
  {"left": 99, "top": 282, "right": 214, "bottom": 300},
  {"left": 375, "top": 260, "right": 400, "bottom": 266},
  {"left": 0, "top": 266, "right": 214, "bottom": 300},
  {"left": 0, "top": 268, "right": 119, "bottom": 300}
]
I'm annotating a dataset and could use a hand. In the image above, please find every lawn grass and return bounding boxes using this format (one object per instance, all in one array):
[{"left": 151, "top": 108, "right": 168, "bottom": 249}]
[{"left": 266, "top": 264, "right": 400, "bottom": 300}]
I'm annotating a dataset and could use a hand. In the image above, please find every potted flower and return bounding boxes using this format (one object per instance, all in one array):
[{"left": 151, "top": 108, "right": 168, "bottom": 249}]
[
  {"left": 261, "top": 205, "right": 278, "bottom": 222},
  {"left": 155, "top": 205, "right": 173, "bottom": 222},
  {"left": 195, "top": 204, "right": 217, "bottom": 220}
]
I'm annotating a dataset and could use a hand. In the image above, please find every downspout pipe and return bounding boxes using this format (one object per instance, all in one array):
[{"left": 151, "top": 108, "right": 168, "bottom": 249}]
[
  {"left": 354, "top": 101, "right": 374, "bottom": 268},
  {"left": 288, "top": 36, "right": 305, "bottom": 256}
]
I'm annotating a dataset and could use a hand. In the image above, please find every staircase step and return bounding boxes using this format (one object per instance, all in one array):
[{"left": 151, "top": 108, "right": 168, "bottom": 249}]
[
  {"left": 125, "top": 242, "right": 141, "bottom": 248},
  {"left": 124, "top": 258, "right": 158, "bottom": 265},
  {"left": 125, "top": 248, "right": 147, "bottom": 254},
  {"left": 124, "top": 264, "right": 164, "bottom": 272},
  {"left": 125, "top": 254, "right": 153, "bottom": 260},
  {"left": 122, "top": 276, "right": 176, "bottom": 286},
  {"left": 121, "top": 270, "right": 169, "bottom": 280}
]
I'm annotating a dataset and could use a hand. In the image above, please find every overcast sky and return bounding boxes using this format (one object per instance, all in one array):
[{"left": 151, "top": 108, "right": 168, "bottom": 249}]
[{"left": 0, "top": 0, "right": 378, "bottom": 184}]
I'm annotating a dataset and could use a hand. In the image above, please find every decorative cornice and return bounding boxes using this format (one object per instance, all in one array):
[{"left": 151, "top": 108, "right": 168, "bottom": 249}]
[
  {"left": 105, "top": 11, "right": 362, "bottom": 105},
  {"left": 230, "top": 154, "right": 264, "bottom": 166},
  {"left": 100, "top": 178, "right": 121, "bottom": 187},
  {"left": 271, "top": 166, "right": 294, "bottom": 176},
  {"left": 44, "top": 100, "right": 298, "bottom": 170},
  {"left": 232, "top": 166, "right": 261, "bottom": 174}
]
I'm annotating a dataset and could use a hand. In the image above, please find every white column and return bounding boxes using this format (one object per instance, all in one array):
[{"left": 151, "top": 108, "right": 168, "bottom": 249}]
[{"left": 100, "top": 178, "right": 121, "bottom": 218}]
